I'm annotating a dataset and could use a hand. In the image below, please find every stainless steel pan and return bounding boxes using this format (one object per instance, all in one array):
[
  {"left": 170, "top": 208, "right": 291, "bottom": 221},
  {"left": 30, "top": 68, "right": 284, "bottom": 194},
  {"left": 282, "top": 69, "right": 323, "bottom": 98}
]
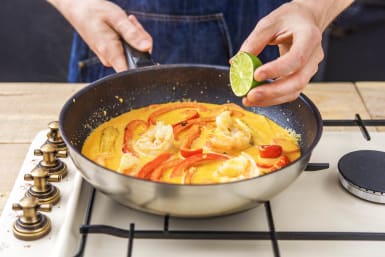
[{"left": 59, "top": 47, "right": 322, "bottom": 217}]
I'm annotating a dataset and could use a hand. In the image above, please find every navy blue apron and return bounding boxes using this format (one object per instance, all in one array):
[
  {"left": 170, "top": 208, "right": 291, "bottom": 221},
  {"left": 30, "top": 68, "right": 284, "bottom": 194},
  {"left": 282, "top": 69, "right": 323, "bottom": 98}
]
[{"left": 68, "top": 0, "right": 288, "bottom": 82}]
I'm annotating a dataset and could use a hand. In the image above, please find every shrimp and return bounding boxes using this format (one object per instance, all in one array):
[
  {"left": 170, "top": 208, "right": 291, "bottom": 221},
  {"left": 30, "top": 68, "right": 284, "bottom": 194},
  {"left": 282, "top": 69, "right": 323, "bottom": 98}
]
[
  {"left": 133, "top": 121, "right": 175, "bottom": 157},
  {"left": 207, "top": 111, "right": 252, "bottom": 152},
  {"left": 214, "top": 152, "right": 259, "bottom": 182},
  {"left": 117, "top": 152, "right": 141, "bottom": 176}
]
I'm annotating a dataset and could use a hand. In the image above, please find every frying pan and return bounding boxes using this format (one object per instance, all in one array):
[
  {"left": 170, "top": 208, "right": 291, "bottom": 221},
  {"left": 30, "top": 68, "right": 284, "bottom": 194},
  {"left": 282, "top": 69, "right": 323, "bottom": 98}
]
[{"left": 59, "top": 46, "right": 322, "bottom": 217}]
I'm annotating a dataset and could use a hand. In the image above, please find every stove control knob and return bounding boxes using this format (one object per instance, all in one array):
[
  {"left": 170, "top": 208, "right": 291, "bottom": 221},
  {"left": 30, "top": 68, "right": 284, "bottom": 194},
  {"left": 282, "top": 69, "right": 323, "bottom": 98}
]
[
  {"left": 24, "top": 167, "right": 61, "bottom": 205},
  {"left": 34, "top": 143, "right": 68, "bottom": 178},
  {"left": 46, "top": 121, "right": 67, "bottom": 151},
  {"left": 12, "top": 196, "right": 52, "bottom": 240}
]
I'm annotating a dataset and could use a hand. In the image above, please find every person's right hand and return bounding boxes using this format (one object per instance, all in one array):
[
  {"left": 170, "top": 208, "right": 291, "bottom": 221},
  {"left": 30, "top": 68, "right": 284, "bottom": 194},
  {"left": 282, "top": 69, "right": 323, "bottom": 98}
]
[{"left": 49, "top": 0, "right": 153, "bottom": 72}]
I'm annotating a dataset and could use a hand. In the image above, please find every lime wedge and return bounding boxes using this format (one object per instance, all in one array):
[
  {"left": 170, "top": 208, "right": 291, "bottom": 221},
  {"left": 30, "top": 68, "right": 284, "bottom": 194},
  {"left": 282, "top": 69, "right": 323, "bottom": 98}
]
[{"left": 230, "top": 52, "right": 263, "bottom": 97}]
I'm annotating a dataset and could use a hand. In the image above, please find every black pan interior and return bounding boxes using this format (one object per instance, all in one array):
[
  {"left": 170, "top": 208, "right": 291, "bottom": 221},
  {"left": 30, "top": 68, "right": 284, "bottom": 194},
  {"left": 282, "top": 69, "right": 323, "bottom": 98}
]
[{"left": 59, "top": 64, "right": 322, "bottom": 157}]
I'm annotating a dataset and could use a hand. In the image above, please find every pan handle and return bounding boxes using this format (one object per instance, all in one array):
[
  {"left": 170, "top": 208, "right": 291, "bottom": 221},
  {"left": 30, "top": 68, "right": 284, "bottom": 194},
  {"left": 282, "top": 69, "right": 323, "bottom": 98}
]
[
  {"left": 304, "top": 163, "right": 329, "bottom": 171},
  {"left": 123, "top": 42, "right": 155, "bottom": 69}
]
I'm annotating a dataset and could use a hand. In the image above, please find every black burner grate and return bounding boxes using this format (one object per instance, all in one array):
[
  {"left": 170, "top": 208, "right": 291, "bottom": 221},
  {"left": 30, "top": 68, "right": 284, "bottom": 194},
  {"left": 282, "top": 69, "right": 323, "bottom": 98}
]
[
  {"left": 73, "top": 115, "right": 385, "bottom": 257},
  {"left": 74, "top": 186, "right": 385, "bottom": 257},
  {"left": 323, "top": 114, "right": 385, "bottom": 140}
]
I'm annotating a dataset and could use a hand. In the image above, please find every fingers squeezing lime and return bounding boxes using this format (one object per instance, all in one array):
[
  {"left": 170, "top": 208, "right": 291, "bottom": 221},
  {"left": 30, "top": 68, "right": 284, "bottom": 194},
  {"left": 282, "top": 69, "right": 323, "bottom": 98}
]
[{"left": 230, "top": 52, "right": 263, "bottom": 97}]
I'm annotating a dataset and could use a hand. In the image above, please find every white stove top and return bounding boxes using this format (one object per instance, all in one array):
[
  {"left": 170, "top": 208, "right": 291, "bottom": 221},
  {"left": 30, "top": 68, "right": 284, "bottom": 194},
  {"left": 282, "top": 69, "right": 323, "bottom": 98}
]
[{"left": 1, "top": 130, "right": 385, "bottom": 257}]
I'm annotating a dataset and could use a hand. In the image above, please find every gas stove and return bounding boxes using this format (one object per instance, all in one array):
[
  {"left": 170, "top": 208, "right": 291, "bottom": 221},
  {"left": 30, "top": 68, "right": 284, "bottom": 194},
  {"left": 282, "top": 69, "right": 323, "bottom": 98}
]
[{"left": 1, "top": 118, "right": 385, "bottom": 257}]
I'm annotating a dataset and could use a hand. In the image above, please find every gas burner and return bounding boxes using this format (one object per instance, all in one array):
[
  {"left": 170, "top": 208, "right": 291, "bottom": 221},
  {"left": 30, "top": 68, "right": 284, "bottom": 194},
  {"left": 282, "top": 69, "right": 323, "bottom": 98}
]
[{"left": 338, "top": 150, "right": 385, "bottom": 204}]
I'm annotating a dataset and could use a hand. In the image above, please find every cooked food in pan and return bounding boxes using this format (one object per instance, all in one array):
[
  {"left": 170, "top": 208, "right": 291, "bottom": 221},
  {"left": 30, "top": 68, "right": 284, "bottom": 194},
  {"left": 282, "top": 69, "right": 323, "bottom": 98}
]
[{"left": 82, "top": 101, "right": 300, "bottom": 184}]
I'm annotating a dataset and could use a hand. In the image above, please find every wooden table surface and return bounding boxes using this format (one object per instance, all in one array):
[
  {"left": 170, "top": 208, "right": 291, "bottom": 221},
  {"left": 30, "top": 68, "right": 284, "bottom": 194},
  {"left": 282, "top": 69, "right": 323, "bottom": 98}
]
[{"left": 1, "top": 82, "right": 384, "bottom": 213}]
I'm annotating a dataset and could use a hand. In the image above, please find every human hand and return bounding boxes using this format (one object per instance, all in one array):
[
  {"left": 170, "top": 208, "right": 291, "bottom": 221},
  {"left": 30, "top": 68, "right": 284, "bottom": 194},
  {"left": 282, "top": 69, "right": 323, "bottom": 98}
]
[
  {"left": 48, "top": 0, "right": 153, "bottom": 72},
  {"left": 239, "top": 1, "right": 325, "bottom": 107}
]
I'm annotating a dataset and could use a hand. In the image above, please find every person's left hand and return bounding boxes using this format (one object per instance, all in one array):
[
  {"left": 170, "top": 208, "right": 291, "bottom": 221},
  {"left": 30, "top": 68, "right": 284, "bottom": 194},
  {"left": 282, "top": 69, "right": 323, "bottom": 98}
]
[{"left": 239, "top": 1, "right": 325, "bottom": 107}]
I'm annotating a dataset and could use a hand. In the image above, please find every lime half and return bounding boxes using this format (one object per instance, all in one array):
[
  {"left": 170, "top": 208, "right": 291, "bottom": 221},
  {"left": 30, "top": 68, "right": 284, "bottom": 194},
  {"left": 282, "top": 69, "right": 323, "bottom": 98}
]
[{"left": 230, "top": 52, "right": 263, "bottom": 97}]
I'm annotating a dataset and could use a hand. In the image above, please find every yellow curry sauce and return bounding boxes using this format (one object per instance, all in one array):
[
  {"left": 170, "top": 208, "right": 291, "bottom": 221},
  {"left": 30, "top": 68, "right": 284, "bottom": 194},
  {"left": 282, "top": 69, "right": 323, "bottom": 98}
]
[{"left": 82, "top": 102, "right": 300, "bottom": 184}]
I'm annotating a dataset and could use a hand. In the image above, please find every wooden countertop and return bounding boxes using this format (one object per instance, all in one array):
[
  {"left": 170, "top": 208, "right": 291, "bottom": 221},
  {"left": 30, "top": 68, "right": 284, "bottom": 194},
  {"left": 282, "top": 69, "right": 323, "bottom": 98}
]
[{"left": 1, "top": 82, "right": 384, "bottom": 213}]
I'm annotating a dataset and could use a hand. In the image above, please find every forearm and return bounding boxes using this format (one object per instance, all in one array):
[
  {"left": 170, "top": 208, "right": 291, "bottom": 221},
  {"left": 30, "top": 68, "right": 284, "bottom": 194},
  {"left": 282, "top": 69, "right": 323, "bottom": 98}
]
[
  {"left": 46, "top": 0, "right": 78, "bottom": 21},
  {"left": 46, "top": 0, "right": 70, "bottom": 13},
  {"left": 47, "top": 0, "right": 99, "bottom": 21},
  {"left": 293, "top": 0, "right": 354, "bottom": 31},
  {"left": 48, "top": 0, "right": 104, "bottom": 21}
]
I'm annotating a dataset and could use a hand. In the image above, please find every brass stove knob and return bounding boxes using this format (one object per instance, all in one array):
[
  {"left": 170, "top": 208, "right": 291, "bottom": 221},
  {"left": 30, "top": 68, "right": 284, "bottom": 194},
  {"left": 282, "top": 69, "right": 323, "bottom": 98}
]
[
  {"left": 46, "top": 121, "right": 67, "bottom": 151},
  {"left": 24, "top": 167, "right": 61, "bottom": 205},
  {"left": 34, "top": 143, "right": 68, "bottom": 178},
  {"left": 12, "top": 196, "right": 52, "bottom": 240}
]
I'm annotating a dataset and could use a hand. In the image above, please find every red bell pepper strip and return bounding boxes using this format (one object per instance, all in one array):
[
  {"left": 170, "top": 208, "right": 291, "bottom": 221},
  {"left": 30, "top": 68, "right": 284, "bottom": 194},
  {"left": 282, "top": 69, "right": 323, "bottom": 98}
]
[
  {"left": 256, "top": 161, "right": 274, "bottom": 169},
  {"left": 122, "top": 120, "right": 148, "bottom": 154},
  {"left": 273, "top": 155, "right": 290, "bottom": 169},
  {"left": 262, "top": 155, "right": 290, "bottom": 172},
  {"left": 172, "top": 110, "right": 199, "bottom": 139},
  {"left": 171, "top": 153, "right": 229, "bottom": 177},
  {"left": 180, "top": 124, "right": 201, "bottom": 149},
  {"left": 150, "top": 158, "right": 182, "bottom": 181},
  {"left": 180, "top": 148, "right": 203, "bottom": 158},
  {"left": 173, "top": 121, "right": 195, "bottom": 139},
  {"left": 173, "top": 116, "right": 215, "bottom": 139},
  {"left": 179, "top": 124, "right": 203, "bottom": 157},
  {"left": 148, "top": 102, "right": 208, "bottom": 125},
  {"left": 258, "top": 145, "right": 283, "bottom": 158},
  {"left": 137, "top": 152, "right": 172, "bottom": 179},
  {"left": 256, "top": 155, "right": 290, "bottom": 171},
  {"left": 172, "top": 110, "right": 200, "bottom": 128}
]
